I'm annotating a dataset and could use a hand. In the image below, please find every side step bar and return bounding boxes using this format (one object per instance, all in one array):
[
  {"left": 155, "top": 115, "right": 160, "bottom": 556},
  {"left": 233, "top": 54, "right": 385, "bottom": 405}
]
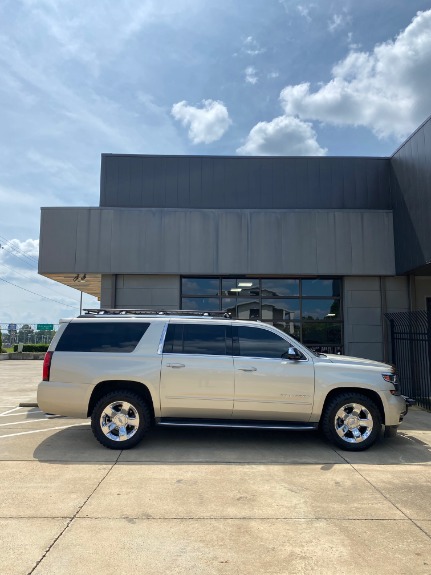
[{"left": 157, "top": 418, "right": 318, "bottom": 431}]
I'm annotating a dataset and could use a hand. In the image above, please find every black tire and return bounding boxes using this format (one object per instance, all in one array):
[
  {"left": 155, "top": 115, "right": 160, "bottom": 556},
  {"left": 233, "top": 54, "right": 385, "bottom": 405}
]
[
  {"left": 321, "top": 392, "right": 382, "bottom": 451},
  {"left": 91, "top": 390, "right": 151, "bottom": 450}
]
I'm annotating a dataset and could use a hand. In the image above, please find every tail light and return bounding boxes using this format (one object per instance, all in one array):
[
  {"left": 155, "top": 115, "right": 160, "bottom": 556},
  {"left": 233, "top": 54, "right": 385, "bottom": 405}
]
[{"left": 43, "top": 351, "right": 53, "bottom": 381}]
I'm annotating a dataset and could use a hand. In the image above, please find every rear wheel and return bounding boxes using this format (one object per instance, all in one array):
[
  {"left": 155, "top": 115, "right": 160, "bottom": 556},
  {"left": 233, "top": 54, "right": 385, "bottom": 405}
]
[
  {"left": 321, "top": 393, "right": 382, "bottom": 451},
  {"left": 91, "top": 391, "right": 151, "bottom": 450}
]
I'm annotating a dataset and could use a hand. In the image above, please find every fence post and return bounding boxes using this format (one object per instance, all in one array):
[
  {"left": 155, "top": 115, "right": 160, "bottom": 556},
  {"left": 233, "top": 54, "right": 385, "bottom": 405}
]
[{"left": 389, "top": 319, "right": 396, "bottom": 366}]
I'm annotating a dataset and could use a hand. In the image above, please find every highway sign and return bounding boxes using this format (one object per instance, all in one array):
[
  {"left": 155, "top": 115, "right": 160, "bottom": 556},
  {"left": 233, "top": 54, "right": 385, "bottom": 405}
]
[{"left": 37, "top": 324, "right": 54, "bottom": 331}]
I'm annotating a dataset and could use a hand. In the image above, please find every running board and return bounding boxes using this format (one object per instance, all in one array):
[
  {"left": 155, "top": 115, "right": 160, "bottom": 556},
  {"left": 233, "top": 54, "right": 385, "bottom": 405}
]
[{"left": 157, "top": 418, "right": 318, "bottom": 431}]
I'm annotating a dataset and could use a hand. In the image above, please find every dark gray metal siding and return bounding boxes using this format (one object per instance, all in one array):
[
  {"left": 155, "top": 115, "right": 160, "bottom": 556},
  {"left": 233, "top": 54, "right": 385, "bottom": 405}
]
[
  {"left": 39, "top": 207, "right": 395, "bottom": 276},
  {"left": 100, "top": 155, "right": 391, "bottom": 210},
  {"left": 391, "top": 116, "right": 431, "bottom": 274}
]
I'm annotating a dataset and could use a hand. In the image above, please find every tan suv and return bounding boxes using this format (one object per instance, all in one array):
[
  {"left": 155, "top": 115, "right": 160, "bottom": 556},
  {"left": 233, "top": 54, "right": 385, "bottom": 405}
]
[{"left": 37, "top": 309, "right": 409, "bottom": 451}]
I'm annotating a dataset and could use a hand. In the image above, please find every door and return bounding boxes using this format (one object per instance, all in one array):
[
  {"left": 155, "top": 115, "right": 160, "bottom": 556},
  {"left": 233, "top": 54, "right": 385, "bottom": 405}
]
[
  {"left": 160, "top": 322, "right": 234, "bottom": 418},
  {"left": 233, "top": 325, "right": 315, "bottom": 421}
]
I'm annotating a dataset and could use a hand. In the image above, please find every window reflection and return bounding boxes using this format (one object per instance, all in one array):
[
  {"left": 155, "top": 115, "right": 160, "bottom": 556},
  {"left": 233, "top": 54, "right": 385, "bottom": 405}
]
[
  {"left": 302, "top": 279, "right": 340, "bottom": 297},
  {"left": 222, "top": 298, "right": 260, "bottom": 320},
  {"left": 302, "top": 323, "right": 342, "bottom": 345},
  {"left": 270, "top": 322, "right": 301, "bottom": 341},
  {"left": 302, "top": 299, "right": 340, "bottom": 320},
  {"left": 261, "top": 279, "right": 299, "bottom": 297},
  {"left": 182, "top": 278, "right": 220, "bottom": 296},
  {"left": 182, "top": 297, "right": 220, "bottom": 311},
  {"left": 262, "top": 299, "right": 300, "bottom": 321},
  {"left": 181, "top": 276, "right": 343, "bottom": 351},
  {"left": 222, "top": 278, "right": 260, "bottom": 297}
]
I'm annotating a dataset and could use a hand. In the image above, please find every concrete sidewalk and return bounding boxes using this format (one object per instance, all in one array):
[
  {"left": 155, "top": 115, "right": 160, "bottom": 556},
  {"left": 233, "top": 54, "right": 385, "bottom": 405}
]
[{"left": 1, "top": 361, "right": 430, "bottom": 574}]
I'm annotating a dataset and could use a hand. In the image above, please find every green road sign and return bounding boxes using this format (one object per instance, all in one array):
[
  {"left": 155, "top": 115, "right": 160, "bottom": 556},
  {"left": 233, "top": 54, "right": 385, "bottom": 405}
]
[{"left": 37, "top": 324, "right": 54, "bottom": 331}]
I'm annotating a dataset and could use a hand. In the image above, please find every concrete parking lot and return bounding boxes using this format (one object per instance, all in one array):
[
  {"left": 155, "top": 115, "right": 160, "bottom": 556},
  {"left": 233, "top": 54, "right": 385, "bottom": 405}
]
[{"left": 0, "top": 361, "right": 430, "bottom": 575}]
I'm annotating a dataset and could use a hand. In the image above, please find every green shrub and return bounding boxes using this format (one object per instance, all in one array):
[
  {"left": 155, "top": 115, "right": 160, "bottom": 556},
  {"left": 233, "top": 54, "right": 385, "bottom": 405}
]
[{"left": 13, "top": 344, "right": 49, "bottom": 353}]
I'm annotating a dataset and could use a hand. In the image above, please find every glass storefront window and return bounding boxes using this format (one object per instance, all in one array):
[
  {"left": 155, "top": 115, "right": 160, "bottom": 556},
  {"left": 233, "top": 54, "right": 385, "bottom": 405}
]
[
  {"left": 182, "top": 297, "right": 220, "bottom": 311},
  {"left": 182, "top": 276, "right": 343, "bottom": 352},
  {"left": 182, "top": 278, "right": 220, "bottom": 296},
  {"left": 302, "top": 279, "right": 340, "bottom": 297},
  {"left": 261, "top": 279, "right": 299, "bottom": 297},
  {"left": 270, "top": 322, "right": 301, "bottom": 341},
  {"left": 261, "top": 299, "right": 300, "bottom": 321},
  {"left": 302, "top": 323, "right": 342, "bottom": 345},
  {"left": 222, "top": 298, "right": 260, "bottom": 320},
  {"left": 301, "top": 299, "right": 341, "bottom": 320},
  {"left": 222, "top": 278, "right": 260, "bottom": 297}
]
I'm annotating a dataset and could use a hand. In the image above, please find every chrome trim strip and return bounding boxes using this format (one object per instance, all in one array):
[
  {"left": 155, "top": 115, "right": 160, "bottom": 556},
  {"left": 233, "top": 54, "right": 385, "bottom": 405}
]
[
  {"left": 166, "top": 396, "right": 233, "bottom": 401},
  {"left": 157, "top": 421, "right": 316, "bottom": 430},
  {"left": 157, "top": 322, "right": 169, "bottom": 355}
]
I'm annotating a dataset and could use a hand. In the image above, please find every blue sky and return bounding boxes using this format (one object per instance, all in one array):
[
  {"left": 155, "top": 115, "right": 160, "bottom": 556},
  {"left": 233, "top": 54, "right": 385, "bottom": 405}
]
[{"left": 1, "top": 0, "right": 431, "bottom": 324}]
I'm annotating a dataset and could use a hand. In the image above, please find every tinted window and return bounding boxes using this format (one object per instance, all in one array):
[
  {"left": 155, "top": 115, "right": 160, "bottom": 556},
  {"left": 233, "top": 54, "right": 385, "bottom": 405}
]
[
  {"left": 163, "top": 324, "right": 229, "bottom": 356},
  {"left": 302, "top": 279, "right": 341, "bottom": 297},
  {"left": 182, "top": 297, "right": 220, "bottom": 311},
  {"left": 302, "top": 323, "right": 342, "bottom": 345},
  {"left": 301, "top": 299, "right": 340, "bottom": 320},
  {"left": 182, "top": 278, "right": 220, "bottom": 295},
  {"left": 236, "top": 326, "right": 290, "bottom": 359},
  {"left": 261, "top": 299, "right": 300, "bottom": 321},
  {"left": 56, "top": 322, "right": 150, "bottom": 353},
  {"left": 222, "top": 298, "right": 260, "bottom": 320},
  {"left": 261, "top": 279, "right": 299, "bottom": 296}
]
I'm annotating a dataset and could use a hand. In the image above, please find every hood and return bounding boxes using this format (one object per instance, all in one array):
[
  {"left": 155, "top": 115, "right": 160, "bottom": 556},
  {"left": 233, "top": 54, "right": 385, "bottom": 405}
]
[{"left": 323, "top": 354, "right": 391, "bottom": 370}]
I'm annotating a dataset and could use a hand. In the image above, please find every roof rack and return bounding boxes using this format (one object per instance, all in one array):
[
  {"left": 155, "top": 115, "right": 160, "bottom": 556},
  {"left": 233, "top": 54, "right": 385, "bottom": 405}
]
[{"left": 81, "top": 309, "right": 232, "bottom": 319}]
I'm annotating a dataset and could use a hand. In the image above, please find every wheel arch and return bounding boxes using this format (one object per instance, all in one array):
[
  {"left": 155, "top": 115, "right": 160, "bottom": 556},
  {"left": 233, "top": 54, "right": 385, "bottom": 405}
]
[
  {"left": 87, "top": 380, "right": 156, "bottom": 421},
  {"left": 321, "top": 387, "right": 385, "bottom": 425}
]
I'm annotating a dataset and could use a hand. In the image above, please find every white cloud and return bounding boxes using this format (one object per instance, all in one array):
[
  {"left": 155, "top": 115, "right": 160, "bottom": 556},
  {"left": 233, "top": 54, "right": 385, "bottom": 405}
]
[
  {"left": 171, "top": 99, "right": 232, "bottom": 144},
  {"left": 245, "top": 66, "right": 258, "bottom": 85},
  {"left": 242, "top": 36, "right": 265, "bottom": 56},
  {"left": 328, "top": 13, "right": 350, "bottom": 33},
  {"left": 280, "top": 9, "right": 431, "bottom": 139},
  {"left": 297, "top": 4, "right": 313, "bottom": 22},
  {"left": 237, "top": 115, "right": 327, "bottom": 156},
  {"left": 268, "top": 71, "right": 280, "bottom": 79}
]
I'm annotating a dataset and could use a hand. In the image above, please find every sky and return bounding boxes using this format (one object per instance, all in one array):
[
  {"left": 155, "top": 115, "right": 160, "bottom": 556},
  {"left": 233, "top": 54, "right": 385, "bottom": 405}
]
[{"left": 1, "top": 0, "right": 431, "bottom": 325}]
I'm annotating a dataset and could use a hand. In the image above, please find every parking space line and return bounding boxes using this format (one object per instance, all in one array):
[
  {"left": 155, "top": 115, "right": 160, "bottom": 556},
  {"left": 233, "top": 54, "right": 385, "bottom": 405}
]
[
  {"left": 0, "top": 406, "right": 23, "bottom": 416},
  {"left": 0, "top": 422, "right": 90, "bottom": 439},
  {"left": 0, "top": 417, "right": 61, "bottom": 428},
  {"left": 0, "top": 410, "right": 43, "bottom": 417}
]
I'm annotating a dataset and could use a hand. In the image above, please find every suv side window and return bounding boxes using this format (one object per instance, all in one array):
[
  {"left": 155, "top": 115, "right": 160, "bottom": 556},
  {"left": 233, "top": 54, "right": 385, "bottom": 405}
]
[
  {"left": 235, "top": 325, "right": 290, "bottom": 359},
  {"left": 163, "top": 323, "right": 231, "bottom": 356},
  {"left": 56, "top": 322, "right": 150, "bottom": 353}
]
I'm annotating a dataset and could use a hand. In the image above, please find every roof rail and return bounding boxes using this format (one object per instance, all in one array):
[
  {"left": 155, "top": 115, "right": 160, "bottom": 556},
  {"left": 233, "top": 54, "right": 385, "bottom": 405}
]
[{"left": 81, "top": 309, "right": 232, "bottom": 319}]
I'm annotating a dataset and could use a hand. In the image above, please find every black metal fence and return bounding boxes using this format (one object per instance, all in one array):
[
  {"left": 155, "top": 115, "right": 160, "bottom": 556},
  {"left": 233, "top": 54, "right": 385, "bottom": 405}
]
[{"left": 385, "top": 311, "right": 431, "bottom": 411}]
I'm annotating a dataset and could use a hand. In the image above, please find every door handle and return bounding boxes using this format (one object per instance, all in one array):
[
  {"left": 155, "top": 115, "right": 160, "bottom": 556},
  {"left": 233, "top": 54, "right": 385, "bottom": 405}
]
[
  {"left": 166, "top": 363, "right": 185, "bottom": 368},
  {"left": 237, "top": 367, "right": 257, "bottom": 372}
]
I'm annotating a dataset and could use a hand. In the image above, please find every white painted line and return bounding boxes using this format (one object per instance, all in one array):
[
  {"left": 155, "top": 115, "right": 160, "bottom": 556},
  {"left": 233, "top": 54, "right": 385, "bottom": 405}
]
[
  {"left": 0, "top": 417, "right": 64, "bottom": 428},
  {"left": 0, "top": 406, "right": 23, "bottom": 416},
  {"left": 0, "top": 422, "right": 90, "bottom": 439},
  {"left": 0, "top": 410, "right": 43, "bottom": 418}
]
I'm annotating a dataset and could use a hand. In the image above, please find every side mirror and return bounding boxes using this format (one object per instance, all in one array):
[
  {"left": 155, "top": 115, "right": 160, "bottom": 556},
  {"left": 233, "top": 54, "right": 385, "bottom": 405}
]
[{"left": 284, "top": 347, "right": 303, "bottom": 360}]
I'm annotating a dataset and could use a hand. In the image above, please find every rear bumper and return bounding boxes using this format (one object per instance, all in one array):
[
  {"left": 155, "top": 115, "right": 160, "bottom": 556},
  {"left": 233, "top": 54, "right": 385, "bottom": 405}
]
[{"left": 37, "top": 380, "right": 91, "bottom": 418}]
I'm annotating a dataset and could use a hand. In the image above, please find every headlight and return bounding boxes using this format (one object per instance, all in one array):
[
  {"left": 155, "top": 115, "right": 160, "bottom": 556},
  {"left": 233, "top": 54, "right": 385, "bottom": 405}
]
[{"left": 382, "top": 373, "right": 400, "bottom": 395}]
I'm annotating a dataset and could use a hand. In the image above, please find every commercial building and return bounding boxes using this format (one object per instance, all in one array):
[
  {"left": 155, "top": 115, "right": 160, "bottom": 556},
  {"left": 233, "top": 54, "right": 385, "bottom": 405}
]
[{"left": 38, "top": 116, "right": 431, "bottom": 361}]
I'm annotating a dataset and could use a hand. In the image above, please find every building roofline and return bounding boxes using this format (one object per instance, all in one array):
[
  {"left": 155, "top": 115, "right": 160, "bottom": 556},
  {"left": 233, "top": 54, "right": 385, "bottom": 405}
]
[
  {"left": 391, "top": 113, "right": 431, "bottom": 157},
  {"left": 101, "top": 152, "right": 389, "bottom": 161}
]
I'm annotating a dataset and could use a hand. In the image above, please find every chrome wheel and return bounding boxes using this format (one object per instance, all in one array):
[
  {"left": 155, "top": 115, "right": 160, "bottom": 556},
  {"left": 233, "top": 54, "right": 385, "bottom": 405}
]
[
  {"left": 100, "top": 400, "right": 140, "bottom": 442},
  {"left": 334, "top": 402, "right": 373, "bottom": 444}
]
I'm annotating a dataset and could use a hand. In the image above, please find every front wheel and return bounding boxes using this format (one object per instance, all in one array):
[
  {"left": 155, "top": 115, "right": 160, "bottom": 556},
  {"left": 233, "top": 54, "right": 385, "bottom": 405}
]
[
  {"left": 91, "top": 391, "right": 151, "bottom": 450},
  {"left": 321, "top": 393, "right": 382, "bottom": 451}
]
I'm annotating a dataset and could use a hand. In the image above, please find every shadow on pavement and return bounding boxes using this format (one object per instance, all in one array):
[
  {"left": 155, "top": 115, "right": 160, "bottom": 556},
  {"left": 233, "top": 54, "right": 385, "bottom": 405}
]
[{"left": 32, "top": 424, "right": 431, "bottom": 465}]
